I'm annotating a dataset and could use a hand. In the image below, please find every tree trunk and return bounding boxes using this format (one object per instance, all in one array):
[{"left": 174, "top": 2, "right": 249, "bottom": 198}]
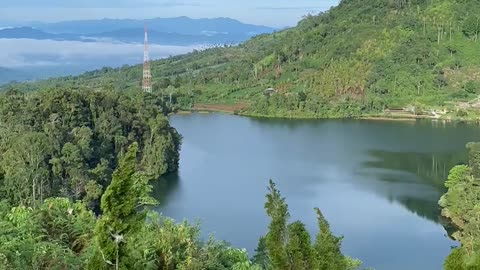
[
  {"left": 437, "top": 27, "right": 441, "bottom": 44},
  {"left": 116, "top": 247, "right": 119, "bottom": 270},
  {"left": 423, "top": 18, "right": 426, "bottom": 36},
  {"left": 450, "top": 21, "right": 452, "bottom": 41},
  {"left": 476, "top": 18, "right": 479, "bottom": 42},
  {"left": 40, "top": 179, "right": 43, "bottom": 203},
  {"left": 32, "top": 177, "right": 36, "bottom": 209}
]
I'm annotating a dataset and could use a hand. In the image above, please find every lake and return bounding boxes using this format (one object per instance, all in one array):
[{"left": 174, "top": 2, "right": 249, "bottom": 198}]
[{"left": 152, "top": 113, "right": 480, "bottom": 270}]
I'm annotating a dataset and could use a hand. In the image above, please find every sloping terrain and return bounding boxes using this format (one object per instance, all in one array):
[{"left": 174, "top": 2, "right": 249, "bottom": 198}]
[{"left": 5, "top": 0, "right": 480, "bottom": 118}]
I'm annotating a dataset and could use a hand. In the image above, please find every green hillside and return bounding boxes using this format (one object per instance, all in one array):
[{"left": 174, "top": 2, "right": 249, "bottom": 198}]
[{"left": 5, "top": 0, "right": 480, "bottom": 119}]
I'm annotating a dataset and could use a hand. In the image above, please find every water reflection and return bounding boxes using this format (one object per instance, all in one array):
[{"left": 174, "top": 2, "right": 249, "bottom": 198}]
[
  {"left": 360, "top": 150, "right": 468, "bottom": 223},
  {"left": 365, "top": 150, "right": 467, "bottom": 187},
  {"left": 151, "top": 172, "right": 181, "bottom": 207}
]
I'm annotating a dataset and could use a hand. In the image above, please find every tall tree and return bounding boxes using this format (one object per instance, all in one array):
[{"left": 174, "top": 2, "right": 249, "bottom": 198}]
[
  {"left": 261, "top": 180, "right": 360, "bottom": 270},
  {"left": 0, "top": 132, "right": 51, "bottom": 208},
  {"left": 264, "top": 180, "right": 289, "bottom": 269},
  {"left": 313, "top": 208, "right": 347, "bottom": 270},
  {"left": 92, "top": 142, "right": 157, "bottom": 269}
]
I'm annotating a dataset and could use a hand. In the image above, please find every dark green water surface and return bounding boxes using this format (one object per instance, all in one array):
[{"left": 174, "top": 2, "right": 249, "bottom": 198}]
[{"left": 153, "top": 113, "right": 480, "bottom": 270}]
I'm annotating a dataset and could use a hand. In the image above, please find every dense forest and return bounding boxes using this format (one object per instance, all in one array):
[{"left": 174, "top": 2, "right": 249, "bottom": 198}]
[
  {"left": 0, "top": 88, "right": 181, "bottom": 209},
  {"left": 4, "top": 0, "right": 480, "bottom": 119},
  {"left": 2, "top": 0, "right": 480, "bottom": 268}
]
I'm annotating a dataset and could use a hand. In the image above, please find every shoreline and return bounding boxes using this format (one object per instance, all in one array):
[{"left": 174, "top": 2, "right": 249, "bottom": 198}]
[{"left": 172, "top": 105, "right": 480, "bottom": 124}]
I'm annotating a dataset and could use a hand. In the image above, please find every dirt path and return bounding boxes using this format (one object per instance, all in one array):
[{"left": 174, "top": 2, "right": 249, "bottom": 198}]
[{"left": 192, "top": 103, "right": 249, "bottom": 113}]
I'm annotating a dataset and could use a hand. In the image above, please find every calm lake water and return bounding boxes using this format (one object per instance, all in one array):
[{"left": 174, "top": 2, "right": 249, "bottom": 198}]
[{"left": 152, "top": 113, "right": 480, "bottom": 270}]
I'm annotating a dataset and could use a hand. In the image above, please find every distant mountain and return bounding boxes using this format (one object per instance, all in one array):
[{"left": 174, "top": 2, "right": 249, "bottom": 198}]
[
  {"left": 0, "top": 27, "right": 90, "bottom": 42},
  {"left": 0, "top": 17, "right": 276, "bottom": 45},
  {"left": 33, "top": 17, "right": 276, "bottom": 37},
  {"left": 88, "top": 28, "right": 250, "bottom": 45},
  {"left": 0, "top": 28, "right": 250, "bottom": 46},
  {"left": 0, "top": 27, "right": 239, "bottom": 45}
]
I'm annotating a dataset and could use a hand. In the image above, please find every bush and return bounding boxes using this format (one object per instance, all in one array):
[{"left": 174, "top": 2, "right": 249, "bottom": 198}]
[
  {"left": 457, "top": 109, "right": 468, "bottom": 117},
  {"left": 464, "top": 81, "right": 479, "bottom": 94}
]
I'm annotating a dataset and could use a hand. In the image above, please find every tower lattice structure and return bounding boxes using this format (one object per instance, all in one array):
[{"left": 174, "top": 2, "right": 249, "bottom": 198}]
[{"left": 142, "top": 25, "right": 152, "bottom": 93}]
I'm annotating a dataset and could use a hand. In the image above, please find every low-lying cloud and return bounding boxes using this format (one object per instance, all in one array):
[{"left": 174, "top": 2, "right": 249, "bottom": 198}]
[{"left": 0, "top": 38, "right": 200, "bottom": 68}]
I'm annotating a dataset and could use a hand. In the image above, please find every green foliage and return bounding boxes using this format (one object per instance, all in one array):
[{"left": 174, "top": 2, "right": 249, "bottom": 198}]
[
  {"left": 0, "top": 148, "right": 262, "bottom": 270},
  {"left": 0, "top": 85, "right": 271, "bottom": 269},
  {"left": 0, "top": 89, "right": 181, "bottom": 208},
  {"left": 463, "top": 16, "right": 480, "bottom": 39},
  {"left": 264, "top": 180, "right": 289, "bottom": 269},
  {"left": 252, "top": 237, "right": 271, "bottom": 270},
  {"left": 313, "top": 207, "right": 349, "bottom": 270},
  {"left": 463, "top": 81, "right": 479, "bottom": 94},
  {"left": 440, "top": 143, "right": 480, "bottom": 269},
  {"left": 467, "top": 142, "right": 480, "bottom": 178},
  {"left": 1, "top": 171, "right": 361, "bottom": 270},
  {"left": 444, "top": 248, "right": 480, "bottom": 270},
  {"left": 285, "top": 221, "right": 313, "bottom": 269},
  {"left": 0, "top": 198, "right": 95, "bottom": 269},
  {"left": 0, "top": 132, "right": 51, "bottom": 208},
  {"left": 93, "top": 143, "right": 157, "bottom": 269},
  {"left": 444, "top": 165, "right": 470, "bottom": 189},
  {"left": 259, "top": 180, "right": 360, "bottom": 270}
]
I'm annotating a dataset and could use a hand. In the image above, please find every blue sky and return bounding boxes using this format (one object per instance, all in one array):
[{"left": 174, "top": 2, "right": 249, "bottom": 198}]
[{"left": 0, "top": 0, "right": 339, "bottom": 27}]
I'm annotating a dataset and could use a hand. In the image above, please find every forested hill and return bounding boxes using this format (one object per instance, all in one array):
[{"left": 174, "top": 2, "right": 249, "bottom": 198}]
[
  {"left": 5, "top": 0, "right": 480, "bottom": 118},
  {"left": 0, "top": 89, "right": 181, "bottom": 209}
]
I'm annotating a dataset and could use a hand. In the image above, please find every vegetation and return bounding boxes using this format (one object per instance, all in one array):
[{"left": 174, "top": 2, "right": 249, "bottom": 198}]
[
  {"left": 257, "top": 180, "right": 361, "bottom": 270},
  {"left": 0, "top": 88, "right": 181, "bottom": 209},
  {"left": 4, "top": 0, "right": 480, "bottom": 268},
  {"left": 0, "top": 144, "right": 253, "bottom": 269},
  {"left": 0, "top": 83, "right": 358, "bottom": 270},
  {"left": 5, "top": 0, "right": 480, "bottom": 119},
  {"left": 0, "top": 141, "right": 360, "bottom": 269},
  {"left": 439, "top": 143, "right": 480, "bottom": 269}
]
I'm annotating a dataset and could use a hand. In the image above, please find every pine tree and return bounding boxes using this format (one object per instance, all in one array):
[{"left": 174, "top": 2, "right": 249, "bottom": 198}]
[
  {"left": 261, "top": 180, "right": 360, "bottom": 270},
  {"left": 285, "top": 221, "right": 313, "bottom": 269},
  {"left": 313, "top": 208, "right": 347, "bottom": 270},
  {"left": 91, "top": 142, "right": 157, "bottom": 269},
  {"left": 264, "top": 180, "right": 289, "bottom": 269}
]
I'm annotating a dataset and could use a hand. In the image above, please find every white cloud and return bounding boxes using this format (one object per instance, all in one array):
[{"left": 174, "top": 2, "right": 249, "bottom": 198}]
[{"left": 0, "top": 38, "right": 199, "bottom": 68}]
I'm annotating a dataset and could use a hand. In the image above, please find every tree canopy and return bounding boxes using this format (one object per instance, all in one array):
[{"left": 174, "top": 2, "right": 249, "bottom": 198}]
[
  {"left": 439, "top": 143, "right": 480, "bottom": 269},
  {"left": 0, "top": 88, "right": 181, "bottom": 208}
]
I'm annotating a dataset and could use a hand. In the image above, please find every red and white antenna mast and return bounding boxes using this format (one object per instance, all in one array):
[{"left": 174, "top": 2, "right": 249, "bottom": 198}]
[{"left": 142, "top": 24, "right": 152, "bottom": 93}]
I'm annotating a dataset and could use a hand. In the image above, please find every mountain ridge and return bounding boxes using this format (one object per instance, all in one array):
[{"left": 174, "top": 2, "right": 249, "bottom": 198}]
[
  {"left": 33, "top": 17, "right": 276, "bottom": 35},
  {"left": 0, "top": 17, "right": 277, "bottom": 45}
]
